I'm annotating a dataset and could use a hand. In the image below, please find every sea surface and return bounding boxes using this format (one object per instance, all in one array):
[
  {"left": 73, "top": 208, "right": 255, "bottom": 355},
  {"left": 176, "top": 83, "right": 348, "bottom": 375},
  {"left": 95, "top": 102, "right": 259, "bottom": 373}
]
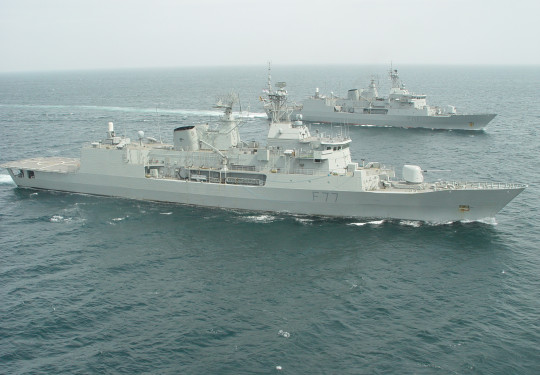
[{"left": 0, "top": 65, "right": 539, "bottom": 374}]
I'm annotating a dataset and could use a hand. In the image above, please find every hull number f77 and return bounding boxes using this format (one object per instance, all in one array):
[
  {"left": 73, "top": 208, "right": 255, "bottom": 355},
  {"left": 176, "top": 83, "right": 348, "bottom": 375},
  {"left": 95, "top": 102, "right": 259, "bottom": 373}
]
[{"left": 312, "top": 192, "right": 338, "bottom": 202}]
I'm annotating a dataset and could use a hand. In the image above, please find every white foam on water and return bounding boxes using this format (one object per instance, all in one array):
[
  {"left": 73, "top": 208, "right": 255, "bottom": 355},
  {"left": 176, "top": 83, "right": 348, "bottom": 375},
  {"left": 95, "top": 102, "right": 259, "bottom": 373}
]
[
  {"left": 241, "top": 214, "right": 276, "bottom": 223},
  {"left": 50, "top": 213, "right": 87, "bottom": 225},
  {"left": 425, "top": 220, "right": 455, "bottom": 226},
  {"left": 349, "top": 222, "right": 368, "bottom": 227},
  {"left": 0, "top": 103, "right": 233, "bottom": 118},
  {"left": 399, "top": 220, "right": 422, "bottom": 227},
  {"left": 464, "top": 217, "right": 498, "bottom": 226},
  {"left": 160, "top": 212, "right": 173, "bottom": 215},
  {"left": 349, "top": 220, "right": 385, "bottom": 227},
  {"left": 347, "top": 279, "right": 359, "bottom": 289},
  {"left": 0, "top": 174, "right": 15, "bottom": 185},
  {"left": 294, "top": 217, "right": 314, "bottom": 225},
  {"left": 237, "top": 111, "right": 267, "bottom": 119},
  {"left": 423, "top": 217, "right": 497, "bottom": 226},
  {"left": 277, "top": 329, "right": 290, "bottom": 338},
  {"left": 349, "top": 217, "right": 498, "bottom": 228},
  {"left": 50, "top": 215, "right": 74, "bottom": 223}
]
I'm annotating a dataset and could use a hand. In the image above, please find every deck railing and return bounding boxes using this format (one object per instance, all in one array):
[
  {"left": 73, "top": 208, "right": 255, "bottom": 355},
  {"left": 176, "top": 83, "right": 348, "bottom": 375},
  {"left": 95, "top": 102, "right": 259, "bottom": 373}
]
[{"left": 433, "top": 181, "right": 527, "bottom": 190}]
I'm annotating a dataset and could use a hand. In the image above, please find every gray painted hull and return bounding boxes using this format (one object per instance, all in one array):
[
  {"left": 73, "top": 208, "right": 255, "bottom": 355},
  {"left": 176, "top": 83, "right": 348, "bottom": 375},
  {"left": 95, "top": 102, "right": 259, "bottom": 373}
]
[
  {"left": 6, "top": 168, "right": 524, "bottom": 223},
  {"left": 294, "top": 110, "right": 496, "bottom": 130}
]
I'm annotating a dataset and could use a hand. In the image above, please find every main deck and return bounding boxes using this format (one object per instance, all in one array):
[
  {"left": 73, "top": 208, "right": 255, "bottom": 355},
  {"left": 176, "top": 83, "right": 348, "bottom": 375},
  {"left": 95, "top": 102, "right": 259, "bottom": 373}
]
[{"left": 2, "top": 157, "right": 80, "bottom": 173}]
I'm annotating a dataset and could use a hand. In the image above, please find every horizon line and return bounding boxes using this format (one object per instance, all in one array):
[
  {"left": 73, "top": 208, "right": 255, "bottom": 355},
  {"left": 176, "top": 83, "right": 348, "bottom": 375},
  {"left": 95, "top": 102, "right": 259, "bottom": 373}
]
[{"left": 1, "top": 62, "right": 539, "bottom": 75}]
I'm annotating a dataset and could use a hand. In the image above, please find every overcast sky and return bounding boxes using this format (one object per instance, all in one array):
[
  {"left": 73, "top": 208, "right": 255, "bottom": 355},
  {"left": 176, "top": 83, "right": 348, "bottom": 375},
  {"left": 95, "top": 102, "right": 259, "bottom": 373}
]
[{"left": 1, "top": 0, "right": 539, "bottom": 72}]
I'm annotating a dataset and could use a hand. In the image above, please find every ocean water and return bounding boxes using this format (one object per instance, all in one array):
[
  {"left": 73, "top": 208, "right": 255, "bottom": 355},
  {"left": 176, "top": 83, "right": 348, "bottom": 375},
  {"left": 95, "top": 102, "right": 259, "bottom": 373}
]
[{"left": 0, "top": 65, "right": 539, "bottom": 374}]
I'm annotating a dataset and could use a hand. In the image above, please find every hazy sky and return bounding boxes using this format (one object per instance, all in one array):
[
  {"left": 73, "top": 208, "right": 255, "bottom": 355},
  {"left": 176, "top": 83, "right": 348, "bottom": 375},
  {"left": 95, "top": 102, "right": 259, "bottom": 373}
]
[{"left": 1, "top": 0, "right": 539, "bottom": 72}]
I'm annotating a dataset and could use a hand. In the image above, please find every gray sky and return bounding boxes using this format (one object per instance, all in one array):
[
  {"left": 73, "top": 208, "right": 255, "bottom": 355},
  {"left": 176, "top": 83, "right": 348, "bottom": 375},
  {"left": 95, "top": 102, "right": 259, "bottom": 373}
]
[{"left": 1, "top": 0, "right": 539, "bottom": 72}]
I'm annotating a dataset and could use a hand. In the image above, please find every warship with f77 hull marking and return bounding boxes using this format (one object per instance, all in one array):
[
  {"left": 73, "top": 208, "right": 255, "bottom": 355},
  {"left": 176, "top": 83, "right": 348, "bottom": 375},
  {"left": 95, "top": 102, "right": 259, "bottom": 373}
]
[{"left": 2, "top": 84, "right": 524, "bottom": 222}]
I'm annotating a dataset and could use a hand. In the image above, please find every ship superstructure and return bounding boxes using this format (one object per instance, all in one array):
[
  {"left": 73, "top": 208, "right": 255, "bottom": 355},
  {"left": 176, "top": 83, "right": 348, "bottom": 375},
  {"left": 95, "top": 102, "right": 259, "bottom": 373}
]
[{"left": 289, "top": 68, "right": 496, "bottom": 130}]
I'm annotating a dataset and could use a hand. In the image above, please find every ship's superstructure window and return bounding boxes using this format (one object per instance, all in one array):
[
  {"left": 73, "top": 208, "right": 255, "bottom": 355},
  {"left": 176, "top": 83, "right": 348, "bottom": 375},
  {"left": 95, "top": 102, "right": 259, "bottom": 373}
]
[{"left": 28, "top": 170, "right": 35, "bottom": 179}]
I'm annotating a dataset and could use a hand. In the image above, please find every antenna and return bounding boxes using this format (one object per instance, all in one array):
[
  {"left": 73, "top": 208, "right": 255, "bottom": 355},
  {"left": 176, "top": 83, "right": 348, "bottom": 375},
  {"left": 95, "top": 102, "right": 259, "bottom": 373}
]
[
  {"left": 215, "top": 91, "right": 241, "bottom": 123},
  {"left": 215, "top": 91, "right": 239, "bottom": 109},
  {"left": 267, "top": 61, "right": 272, "bottom": 93}
]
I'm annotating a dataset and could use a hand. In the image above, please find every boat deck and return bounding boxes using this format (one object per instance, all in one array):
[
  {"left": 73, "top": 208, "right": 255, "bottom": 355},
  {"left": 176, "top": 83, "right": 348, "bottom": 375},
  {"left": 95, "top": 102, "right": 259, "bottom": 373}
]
[{"left": 1, "top": 157, "right": 80, "bottom": 173}]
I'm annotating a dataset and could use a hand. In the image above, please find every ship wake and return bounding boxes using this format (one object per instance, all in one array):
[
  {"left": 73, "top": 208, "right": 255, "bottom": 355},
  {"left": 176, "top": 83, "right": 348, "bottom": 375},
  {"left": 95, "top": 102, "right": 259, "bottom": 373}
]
[
  {"left": 0, "top": 174, "right": 15, "bottom": 185},
  {"left": 0, "top": 103, "right": 266, "bottom": 119}
]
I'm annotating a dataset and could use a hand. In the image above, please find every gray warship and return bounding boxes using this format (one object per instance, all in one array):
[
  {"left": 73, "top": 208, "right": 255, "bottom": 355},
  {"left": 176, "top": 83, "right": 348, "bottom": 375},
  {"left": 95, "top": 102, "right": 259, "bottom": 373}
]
[
  {"left": 280, "top": 68, "right": 496, "bottom": 130},
  {"left": 2, "top": 89, "right": 524, "bottom": 222}
]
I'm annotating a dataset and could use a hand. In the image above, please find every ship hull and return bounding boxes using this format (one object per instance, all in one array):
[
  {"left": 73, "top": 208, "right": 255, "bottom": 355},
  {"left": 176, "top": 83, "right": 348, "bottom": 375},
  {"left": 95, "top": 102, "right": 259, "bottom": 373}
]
[
  {"left": 292, "top": 109, "right": 496, "bottom": 130},
  {"left": 5, "top": 168, "right": 524, "bottom": 223}
]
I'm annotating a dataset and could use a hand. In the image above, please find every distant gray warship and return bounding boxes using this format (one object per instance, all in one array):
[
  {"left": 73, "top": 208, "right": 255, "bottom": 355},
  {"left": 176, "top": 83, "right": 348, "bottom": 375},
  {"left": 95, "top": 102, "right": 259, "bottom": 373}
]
[
  {"left": 2, "top": 86, "right": 523, "bottom": 222},
  {"left": 267, "top": 67, "right": 496, "bottom": 130}
]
